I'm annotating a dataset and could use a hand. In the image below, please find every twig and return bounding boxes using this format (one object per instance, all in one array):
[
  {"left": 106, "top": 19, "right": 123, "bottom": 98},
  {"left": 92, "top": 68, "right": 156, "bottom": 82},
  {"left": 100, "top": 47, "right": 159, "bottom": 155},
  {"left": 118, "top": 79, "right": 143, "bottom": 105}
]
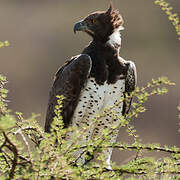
[
  {"left": 14, "top": 126, "right": 37, "bottom": 135},
  {"left": 14, "top": 127, "right": 33, "bottom": 165},
  {"left": 0, "top": 154, "right": 11, "bottom": 168},
  {"left": 3, "top": 132, "right": 18, "bottom": 179},
  {"left": 70, "top": 143, "right": 180, "bottom": 155},
  {"left": 112, "top": 144, "right": 180, "bottom": 154},
  {"left": 14, "top": 125, "right": 42, "bottom": 146}
]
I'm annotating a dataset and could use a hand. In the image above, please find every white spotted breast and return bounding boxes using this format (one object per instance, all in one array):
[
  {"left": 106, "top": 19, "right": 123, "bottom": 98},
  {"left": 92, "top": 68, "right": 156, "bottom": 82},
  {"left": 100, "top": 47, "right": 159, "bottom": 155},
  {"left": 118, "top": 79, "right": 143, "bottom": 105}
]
[{"left": 72, "top": 77, "right": 125, "bottom": 128}]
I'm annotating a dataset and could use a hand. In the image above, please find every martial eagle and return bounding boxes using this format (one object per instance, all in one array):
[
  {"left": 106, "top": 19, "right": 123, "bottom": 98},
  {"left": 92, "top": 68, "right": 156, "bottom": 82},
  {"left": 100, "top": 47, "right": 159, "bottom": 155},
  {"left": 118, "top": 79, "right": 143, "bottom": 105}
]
[{"left": 45, "top": 4, "right": 137, "bottom": 169}]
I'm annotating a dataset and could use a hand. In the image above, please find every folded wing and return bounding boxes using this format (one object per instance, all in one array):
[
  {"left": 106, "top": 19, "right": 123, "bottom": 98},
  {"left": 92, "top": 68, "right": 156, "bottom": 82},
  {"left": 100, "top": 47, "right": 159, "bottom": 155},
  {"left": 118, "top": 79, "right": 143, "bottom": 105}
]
[
  {"left": 123, "top": 61, "right": 137, "bottom": 115},
  {"left": 45, "top": 54, "right": 92, "bottom": 132}
]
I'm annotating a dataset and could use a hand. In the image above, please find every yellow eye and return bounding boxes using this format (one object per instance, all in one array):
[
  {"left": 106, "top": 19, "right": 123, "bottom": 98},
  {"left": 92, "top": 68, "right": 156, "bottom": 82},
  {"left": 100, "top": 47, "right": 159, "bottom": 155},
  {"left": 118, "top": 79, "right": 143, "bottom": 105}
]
[{"left": 92, "top": 19, "right": 97, "bottom": 24}]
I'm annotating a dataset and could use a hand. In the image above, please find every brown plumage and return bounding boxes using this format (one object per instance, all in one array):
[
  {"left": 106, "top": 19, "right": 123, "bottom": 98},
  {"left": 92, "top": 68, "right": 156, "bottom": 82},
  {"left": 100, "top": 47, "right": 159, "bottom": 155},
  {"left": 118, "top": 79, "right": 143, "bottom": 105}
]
[
  {"left": 45, "top": 55, "right": 92, "bottom": 130},
  {"left": 45, "top": 4, "right": 137, "bottom": 168}
]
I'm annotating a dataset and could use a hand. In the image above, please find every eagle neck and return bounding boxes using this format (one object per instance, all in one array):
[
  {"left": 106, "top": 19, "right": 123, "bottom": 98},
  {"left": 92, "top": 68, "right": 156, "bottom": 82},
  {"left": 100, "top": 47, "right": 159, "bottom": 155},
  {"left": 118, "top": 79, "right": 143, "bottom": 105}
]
[
  {"left": 93, "top": 40, "right": 121, "bottom": 63},
  {"left": 93, "top": 40, "right": 120, "bottom": 56},
  {"left": 82, "top": 40, "right": 126, "bottom": 85}
]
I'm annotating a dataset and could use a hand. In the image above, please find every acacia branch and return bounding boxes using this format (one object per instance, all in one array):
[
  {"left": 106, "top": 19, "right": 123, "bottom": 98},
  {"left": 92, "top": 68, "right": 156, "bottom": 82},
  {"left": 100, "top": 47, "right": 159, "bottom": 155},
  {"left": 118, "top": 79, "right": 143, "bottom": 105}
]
[
  {"left": 0, "top": 154, "right": 11, "bottom": 168},
  {"left": 14, "top": 126, "right": 43, "bottom": 146},
  {"left": 14, "top": 127, "right": 33, "bottom": 164},
  {"left": 102, "top": 168, "right": 180, "bottom": 176},
  {"left": 3, "top": 132, "right": 18, "bottom": 179},
  {"left": 112, "top": 144, "right": 180, "bottom": 154},
  {"left": 70, "top": 143, "right": 180, "bottom": 156}
]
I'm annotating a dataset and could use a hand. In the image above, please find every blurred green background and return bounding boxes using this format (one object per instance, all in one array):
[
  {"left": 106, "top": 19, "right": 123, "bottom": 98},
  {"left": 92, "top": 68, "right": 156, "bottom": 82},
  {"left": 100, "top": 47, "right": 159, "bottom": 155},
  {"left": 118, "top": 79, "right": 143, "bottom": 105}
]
[{"left": 0, "top": 0, "right": 179, "bottom": 163}]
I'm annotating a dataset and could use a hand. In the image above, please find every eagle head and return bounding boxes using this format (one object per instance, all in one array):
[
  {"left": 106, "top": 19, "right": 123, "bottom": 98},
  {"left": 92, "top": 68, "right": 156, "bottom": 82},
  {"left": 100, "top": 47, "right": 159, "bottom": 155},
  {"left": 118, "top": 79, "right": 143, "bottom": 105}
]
[{"left": 74, "top": 4, "right": 124, "bottom": 47}]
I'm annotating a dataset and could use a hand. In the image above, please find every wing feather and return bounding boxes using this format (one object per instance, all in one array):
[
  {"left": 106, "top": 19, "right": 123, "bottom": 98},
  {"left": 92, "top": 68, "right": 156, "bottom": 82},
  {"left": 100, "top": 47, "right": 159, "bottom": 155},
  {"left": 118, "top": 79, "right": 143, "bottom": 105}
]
[
  {"left": 45, "top": 54, "right": 92, "bottom": 132},
  {"left": 123, "top": 61, "right": 137, "bottom": 115}
]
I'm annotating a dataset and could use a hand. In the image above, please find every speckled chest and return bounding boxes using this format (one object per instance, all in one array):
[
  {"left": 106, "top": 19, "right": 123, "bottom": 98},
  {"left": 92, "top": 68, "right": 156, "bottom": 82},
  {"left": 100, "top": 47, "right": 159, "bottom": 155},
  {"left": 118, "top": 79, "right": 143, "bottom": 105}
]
[{"left": 72, "top": 77, "right": 125, "bottom": 127}]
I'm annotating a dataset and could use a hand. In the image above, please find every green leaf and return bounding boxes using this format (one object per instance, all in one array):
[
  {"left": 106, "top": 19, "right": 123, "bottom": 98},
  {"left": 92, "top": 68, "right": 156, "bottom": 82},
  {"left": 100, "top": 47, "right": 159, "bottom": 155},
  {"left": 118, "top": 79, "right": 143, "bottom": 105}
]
[{"left": 0, "top": 114, "right": 16, "bottom": 131}]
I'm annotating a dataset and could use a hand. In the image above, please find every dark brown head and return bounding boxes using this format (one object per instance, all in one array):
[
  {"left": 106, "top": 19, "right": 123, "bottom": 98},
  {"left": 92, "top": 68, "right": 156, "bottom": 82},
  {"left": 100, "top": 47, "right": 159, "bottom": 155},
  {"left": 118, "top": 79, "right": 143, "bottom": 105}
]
[{"left": 74, "top": 4, "right": 124, "bottom": 45}]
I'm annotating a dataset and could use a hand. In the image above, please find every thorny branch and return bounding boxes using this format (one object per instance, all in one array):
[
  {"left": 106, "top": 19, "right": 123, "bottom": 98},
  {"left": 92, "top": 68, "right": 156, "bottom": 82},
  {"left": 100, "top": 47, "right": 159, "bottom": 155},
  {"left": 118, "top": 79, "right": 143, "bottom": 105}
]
[
  {"left": 0, "top": 76, "right": 179, "bottom": 178},
  {"left": 102, "top": 168, "right": 180, "bottom": 176},
  {"left": 15, "top": 128, "right": 33, "bottom": 164},
  {"left": 71, "top": 143, "right": 180, "bottom": 155},
  {"left": 2, "top": 132, "right": 18, "bottom": 179},
  {"left": 0, "top": 130, "right": 33, "bottom": 178}
]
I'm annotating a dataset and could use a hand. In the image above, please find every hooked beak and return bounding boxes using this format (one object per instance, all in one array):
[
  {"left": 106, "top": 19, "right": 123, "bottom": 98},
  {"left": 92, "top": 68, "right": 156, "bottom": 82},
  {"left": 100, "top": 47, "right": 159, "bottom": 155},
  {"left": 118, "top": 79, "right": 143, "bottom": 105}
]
[{"left": 73, "top": 20, "right": 88, "bottom": 34}]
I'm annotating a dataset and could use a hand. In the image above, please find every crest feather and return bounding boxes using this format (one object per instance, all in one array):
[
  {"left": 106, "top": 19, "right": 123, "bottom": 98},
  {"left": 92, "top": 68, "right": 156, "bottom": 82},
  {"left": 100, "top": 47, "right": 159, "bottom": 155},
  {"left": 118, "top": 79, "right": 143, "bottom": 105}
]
[{"left": 106, "top": 3, "right": 113, "bottom": 15}]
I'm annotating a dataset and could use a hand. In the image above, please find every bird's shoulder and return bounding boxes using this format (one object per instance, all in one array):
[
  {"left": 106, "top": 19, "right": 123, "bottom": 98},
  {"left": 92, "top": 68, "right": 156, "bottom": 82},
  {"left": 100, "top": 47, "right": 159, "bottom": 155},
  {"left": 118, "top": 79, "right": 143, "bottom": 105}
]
[
  {"left": 54, "top": 54, "right": 92, "bottom": 82},
  {"left": 54, "top": 54, "right": 92, "bottom": 80}
]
